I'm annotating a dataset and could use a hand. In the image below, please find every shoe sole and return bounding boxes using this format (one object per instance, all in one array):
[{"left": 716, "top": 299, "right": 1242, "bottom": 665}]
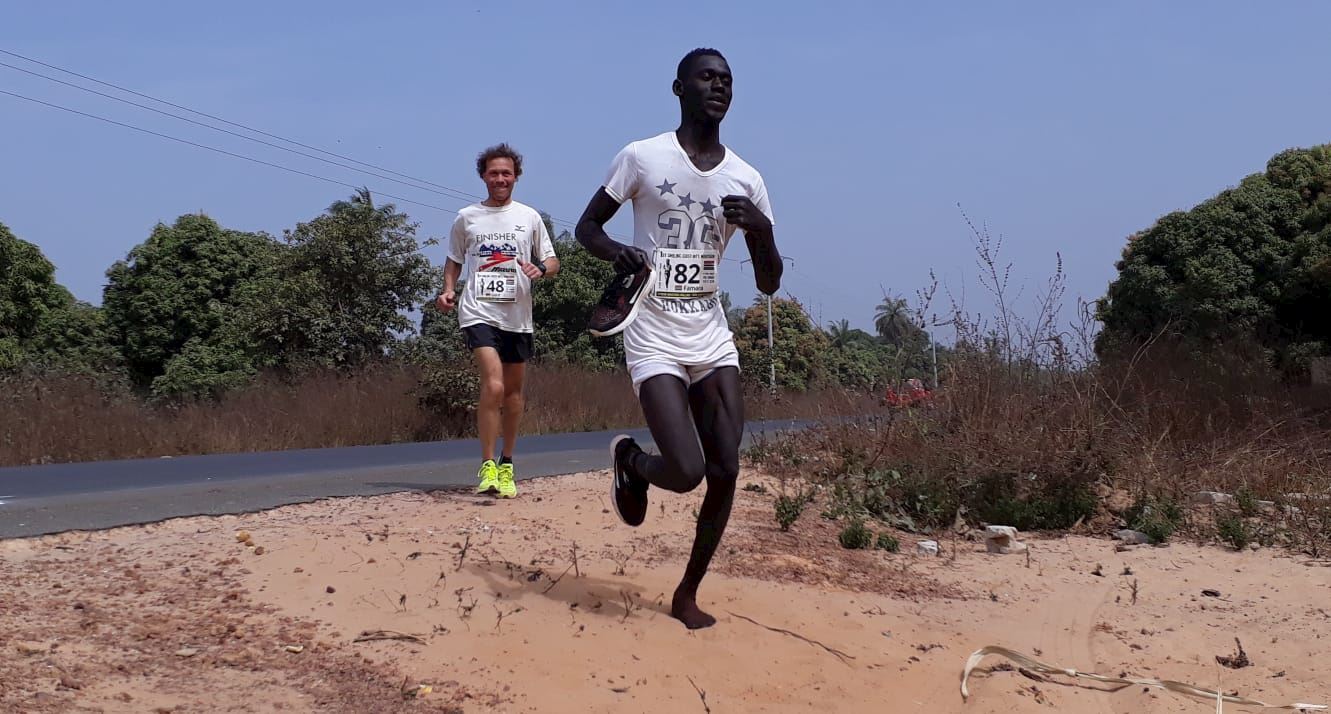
[
  {"left": 588, "top": 275, "right": 650, "bottom": 338},
  {"left": 608, "top": 434, "right": 634, "bottom": 526}
]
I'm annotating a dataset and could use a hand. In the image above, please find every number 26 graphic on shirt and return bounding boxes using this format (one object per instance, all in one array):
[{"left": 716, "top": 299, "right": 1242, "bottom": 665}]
[{"left": 656, "top": 210, "right": 720, "bottom": 249}]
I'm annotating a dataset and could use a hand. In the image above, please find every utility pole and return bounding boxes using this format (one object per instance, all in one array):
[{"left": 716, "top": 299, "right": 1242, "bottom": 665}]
[
  {"left": 930, "top": 330, "right": 939, "bottom": 389},
  {"left": 767, "top": 294, "right": 775, "bottom": 391},
  {"left": 739, "top": 256, "right": 795, "bottom": 393}
]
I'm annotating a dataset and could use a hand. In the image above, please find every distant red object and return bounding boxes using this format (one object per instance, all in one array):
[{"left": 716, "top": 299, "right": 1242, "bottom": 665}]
[{"left": 884, "top": 379, "right": 932, "bottom": 408}]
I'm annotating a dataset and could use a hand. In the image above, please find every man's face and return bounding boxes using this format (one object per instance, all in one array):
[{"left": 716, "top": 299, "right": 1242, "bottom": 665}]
[
  {"left": 482, "top": 158, "right": 517, "bottom": 203},
  {"left": 676, "top": 55, "right": 732, "bottom": 122}
]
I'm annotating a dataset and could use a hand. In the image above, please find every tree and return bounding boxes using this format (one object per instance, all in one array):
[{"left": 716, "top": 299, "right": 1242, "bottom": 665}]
[
  {"left": 827, "top": 318, "right": 854, "bottom": 349},
  {"left": 530, "top": 227, "right": 625, "bottom": 370},
  {"left": 2, "top": 221, "right": 118, "bottom": 374},
  {"left": 102, "top": 213, "right": 277, "bottom": 391},
  {"left": 1097, "top": 144, "right": 1331, "bottom": 375},
  {"left": 733, "top": 295, "right": 826, "bottom": 390},
  {"left": 874, "top": 295, "right": 923, "bottom": 345},
  {"left": 239, "top": 189, "right": 436, "bottom": 371},
  {"left": 1, "top": 221, "right": 70, "bottom": 366}
]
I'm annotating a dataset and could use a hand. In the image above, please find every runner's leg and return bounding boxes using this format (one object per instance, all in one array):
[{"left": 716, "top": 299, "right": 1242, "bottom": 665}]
[
  {"left": 500, "top": 361, "right": 526, "bottom": 460},
  {"left": 631, "top": 374, "right": 706, "bottom": 493},
  {"left": 673, "top": 365, "right": 743, "bottom": 629},
  {"left": 473, "top": 347, "right": 504, "bottom": 462}
]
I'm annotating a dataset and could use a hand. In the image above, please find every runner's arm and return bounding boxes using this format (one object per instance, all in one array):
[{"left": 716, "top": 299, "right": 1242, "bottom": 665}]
[
  {"left": 442, "top": 258, "right": 462, "bottom": 296},
  {"left": 575, "top": 188, "right": 649, "bottom": 273},
  {"left": 723, "top": 195, "right": 782, "bottom": 294},
  {"left": 745, "top": 223, "right": 781, "bottom": 295}
]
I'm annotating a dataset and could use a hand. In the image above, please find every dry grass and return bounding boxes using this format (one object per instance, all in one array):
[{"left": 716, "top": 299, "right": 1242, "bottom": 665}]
[
  {"left": 0, "top": 362, "right": 882, "bottom": 467},
  {"left": 747, "top": 210, "right": 1331, "bottom": 557}
]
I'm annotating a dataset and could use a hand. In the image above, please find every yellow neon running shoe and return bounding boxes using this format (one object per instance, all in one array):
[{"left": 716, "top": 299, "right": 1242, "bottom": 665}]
[
  {"left": 496, "top": 461, "right": 517, "bottom": 499},
  {"left": 476, "top": 460, "right": 500, "bottom": 495}
]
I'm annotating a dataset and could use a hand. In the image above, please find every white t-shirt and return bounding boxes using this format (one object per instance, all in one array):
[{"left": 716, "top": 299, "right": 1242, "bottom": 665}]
[
  {"left": 602, "top": 131, "right": 775, "bottom": 366},
  {"left": 447, "top": 200, "right": 555, "bottom": 334}
]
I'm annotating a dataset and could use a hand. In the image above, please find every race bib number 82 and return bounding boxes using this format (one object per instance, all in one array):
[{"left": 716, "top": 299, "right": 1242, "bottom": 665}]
[{"left": 653, "top": 248, "right": 718, "bottom": 298}]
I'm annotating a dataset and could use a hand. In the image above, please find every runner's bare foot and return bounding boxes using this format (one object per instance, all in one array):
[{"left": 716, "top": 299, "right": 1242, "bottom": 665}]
[{"left": 672, "top": 590, "right": 717, "bottom": 629}]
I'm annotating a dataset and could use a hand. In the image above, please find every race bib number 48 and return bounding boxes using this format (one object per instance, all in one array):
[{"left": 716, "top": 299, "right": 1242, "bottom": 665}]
[
  {"left": 653, "top": 248, "right": 718, "bottom": 298},
  {"left": 475, "top": 270, "right": 517, "bottom": 303}
]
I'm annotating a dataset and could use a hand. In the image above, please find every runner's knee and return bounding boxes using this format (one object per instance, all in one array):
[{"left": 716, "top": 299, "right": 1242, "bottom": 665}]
[
  {"left": 480, "top": 377, "right": 505, "bottom": 402},
  {"left": 661, "top": 451, "right": 706, "bottom": 493},
  {"left": 705, "top": 459, "right": 739, "bottom": 485}
]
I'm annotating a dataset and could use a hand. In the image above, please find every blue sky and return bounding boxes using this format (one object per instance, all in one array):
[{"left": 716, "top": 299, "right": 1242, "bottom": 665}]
[{"left": 3, "top": 1, "right": 1330, "bottom": 335}]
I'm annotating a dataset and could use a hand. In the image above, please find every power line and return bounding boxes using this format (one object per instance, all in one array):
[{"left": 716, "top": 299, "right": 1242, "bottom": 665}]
[
  {"left": 0, "top": 47, "right": 487, "bottom": 204},
  {"left": 0, "top": 88, "right": 461, "bottom": 216},
  {"left": 0, "top": 47, "right": 616, "bottom": 234},
  {"left": 0, "top": 59, "right": 479, "bottom": 205},
  {"left": 0, "top": 47, "right": 748, "bottom": 263}
]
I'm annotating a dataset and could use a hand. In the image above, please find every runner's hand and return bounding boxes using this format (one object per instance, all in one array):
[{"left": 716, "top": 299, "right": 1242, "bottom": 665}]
[
  {"left": 436, "top": 291, "right": 456, "bottom": 313},
  {"left": 519, "top": 259, "right": 544, "bottom": 280},
  {"left": 721, "top": 195, "right": 771, "bottom": 233},
  {"left": 613, "top": 245, "right": 650, "bottom": 274}
]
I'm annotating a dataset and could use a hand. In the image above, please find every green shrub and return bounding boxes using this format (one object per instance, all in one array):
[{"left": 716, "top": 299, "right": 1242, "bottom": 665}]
[
  {"left": 966, "top": 472, "right": 1098, "bottom": 531},
  {"left": 1217, "top": 514, "right": 1250, "bottom": 550},
  {"left": 1124, "top": 494, "right": 1185, "bottom": 544},
  {"left": 839, "top": 518, "right": 873, "bottom": 549},
  {"left": 875, "top": 533, "right": 900, "bottom": 552}
]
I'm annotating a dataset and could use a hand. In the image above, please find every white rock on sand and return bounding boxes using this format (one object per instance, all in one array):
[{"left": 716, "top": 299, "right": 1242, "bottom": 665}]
[{"left": 984, "top": 525, "right": 1028, "bottom": 554}]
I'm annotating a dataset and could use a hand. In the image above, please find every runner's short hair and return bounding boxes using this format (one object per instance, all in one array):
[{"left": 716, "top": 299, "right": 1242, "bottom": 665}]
[
  {"left": 677, "top": 48, "right": 727, "bottom": 81},
  {"left": 476, "top": 143, "right": 523, "bottom": 178}
]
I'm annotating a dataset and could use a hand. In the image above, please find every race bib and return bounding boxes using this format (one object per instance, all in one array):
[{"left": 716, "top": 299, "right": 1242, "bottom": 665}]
[
  {"left": 474, "top": 270, "right": 517, "bottom": 303},
  {"left": 653, "top": 248, "right": 718, "bottom": 298}
]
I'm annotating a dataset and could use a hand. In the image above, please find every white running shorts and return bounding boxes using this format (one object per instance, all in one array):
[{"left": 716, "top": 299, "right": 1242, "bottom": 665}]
[{"left": 628, "top": 348, "right": 740, "bottom": 397}]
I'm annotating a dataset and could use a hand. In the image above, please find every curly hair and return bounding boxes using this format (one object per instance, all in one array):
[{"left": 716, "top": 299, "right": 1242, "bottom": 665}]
[{"left": 475, "top": 143, "right": 523, "bottom": 178}]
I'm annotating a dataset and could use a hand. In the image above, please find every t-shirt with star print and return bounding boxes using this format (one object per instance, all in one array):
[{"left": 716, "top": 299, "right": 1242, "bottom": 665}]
[
  {"left": 601, "top": 131, "right": 775, "bottom": 369},
  {"left": 446, "top": 200, "right": 555, "bottom": 334}
]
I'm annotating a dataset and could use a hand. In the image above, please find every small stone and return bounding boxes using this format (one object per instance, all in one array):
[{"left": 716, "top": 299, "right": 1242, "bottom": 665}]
[
  {"left": 175, "top": 647, "right": 199, "bottom": 657},
  {"left": 326, "top": 586, "right": 336, "bottom": 594},
  {"left": 916, "top": 541, "right": 940, "bottom": 556},
  {"left": 984, "top": 525, "right": 1028, "bottom": 554},
  {"left": 1201, "top": 589, "right": 1221, "bottom": 598},
  {"left": 235, "top": 531, "right": 251, "bottom": 543},
  {"left": 16, "top": 642, "right": 46, "bottom": 656},
  {"left": 1191, "top": 491, "right": 1233, "bottom": 506},
  {"left": 1115, "top": 529, "right": 1152, "bottom": 545},
  {"left": 253, "top": 546, "right": 266, "bottom": 556},
  {"left": 59, "top": 676, "right": 83, "bottom": 690}
]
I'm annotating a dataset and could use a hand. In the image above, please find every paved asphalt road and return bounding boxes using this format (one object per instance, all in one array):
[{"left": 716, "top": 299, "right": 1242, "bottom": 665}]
[{"left": 0, "top": 419, "right": 808, "bottom": 539}]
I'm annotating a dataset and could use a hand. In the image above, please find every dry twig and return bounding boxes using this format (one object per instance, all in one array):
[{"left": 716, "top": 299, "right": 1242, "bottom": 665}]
[
  {"left": 727, "top": 611, "right": 855, "bottom": 664},
  {"left": 353, "top": 630, "right": 425, "bottom": 645}
]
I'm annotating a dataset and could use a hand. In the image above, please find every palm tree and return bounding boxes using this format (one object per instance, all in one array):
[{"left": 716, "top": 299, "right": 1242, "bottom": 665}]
[
  {"left": 827, "top": 318, "right": 853, "bottom": 349},
  {"left": 874, "top": 296, "right": 914, "bottom": 344}
]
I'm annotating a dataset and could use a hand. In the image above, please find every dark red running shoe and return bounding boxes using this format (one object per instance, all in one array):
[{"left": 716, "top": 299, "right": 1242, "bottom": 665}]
[{"left": 588, "top": 266, "right": 651, "bottom": 337}]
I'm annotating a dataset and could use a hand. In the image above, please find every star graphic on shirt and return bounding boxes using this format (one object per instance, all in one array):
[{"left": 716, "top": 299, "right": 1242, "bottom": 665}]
[
  {"left": 699, "top": 198, "right": 717, "bottom": 215},
  {"left": 677, "top": 192, "right": 696, "bottom": 209},
  {"left": 655, "top": 179, "right": 676, "bottom": 195}
]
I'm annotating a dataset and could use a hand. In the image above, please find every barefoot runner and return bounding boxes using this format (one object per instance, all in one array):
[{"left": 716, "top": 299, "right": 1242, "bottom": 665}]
[
  {"left": 437, "top": 143, "right": 559, "bottom": 499},
  {"left": 575, "top": 49, "right": 783, "bottom": 628}
]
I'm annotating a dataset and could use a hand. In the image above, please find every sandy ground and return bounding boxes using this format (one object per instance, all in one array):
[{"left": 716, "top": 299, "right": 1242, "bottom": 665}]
[{"left": 3, "top": 468, "right": 1329, "bottom": 713}]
